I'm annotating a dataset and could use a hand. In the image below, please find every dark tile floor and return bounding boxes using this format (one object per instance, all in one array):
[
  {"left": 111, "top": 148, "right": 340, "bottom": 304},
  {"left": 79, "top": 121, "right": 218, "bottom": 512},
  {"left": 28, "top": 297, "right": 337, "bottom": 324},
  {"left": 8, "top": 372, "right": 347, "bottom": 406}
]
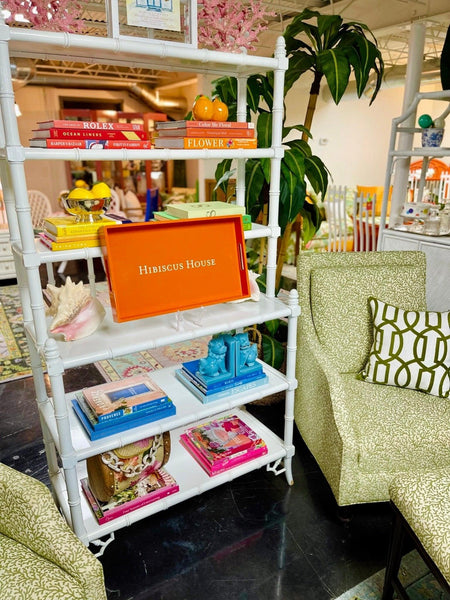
[{"left": 0, "top": 264, "right": 395, "bottom": 600}]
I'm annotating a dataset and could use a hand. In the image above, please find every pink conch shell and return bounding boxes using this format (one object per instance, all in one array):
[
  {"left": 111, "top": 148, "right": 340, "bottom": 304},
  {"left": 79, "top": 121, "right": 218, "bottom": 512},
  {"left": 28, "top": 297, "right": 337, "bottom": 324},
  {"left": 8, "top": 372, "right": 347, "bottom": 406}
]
[{"left": 46, "top": 277, "right": 106, "bottom": 341}]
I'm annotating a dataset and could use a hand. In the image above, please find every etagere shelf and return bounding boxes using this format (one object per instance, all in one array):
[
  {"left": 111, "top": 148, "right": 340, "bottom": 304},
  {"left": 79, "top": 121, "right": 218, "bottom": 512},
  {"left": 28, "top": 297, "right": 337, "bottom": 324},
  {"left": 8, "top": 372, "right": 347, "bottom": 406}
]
[
  {"left": 0, "top": 5, "right": 298, "bottom": 553},
  {"left": 378, "top": 90, "right": 450, "bottom": 311}
]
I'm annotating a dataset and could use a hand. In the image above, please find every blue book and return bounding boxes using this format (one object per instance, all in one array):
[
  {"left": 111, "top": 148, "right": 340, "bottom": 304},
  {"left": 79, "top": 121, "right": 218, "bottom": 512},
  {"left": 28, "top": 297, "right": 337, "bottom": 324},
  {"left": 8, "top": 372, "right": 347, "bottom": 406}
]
[
  {"left": 181, "top": 366, "right": 266, "bottom": 396},
  {"left": 75, "top": 393, "right": 174, "bottom": 430},
  {"left": 175, "top": 369, "right": 268, "bottom": 404},
  {"left": 72, "top": 398, "right": 176, "bottom": 440},
  {"left": 182, "top": 358, "right": 263, "bottom": 391}
]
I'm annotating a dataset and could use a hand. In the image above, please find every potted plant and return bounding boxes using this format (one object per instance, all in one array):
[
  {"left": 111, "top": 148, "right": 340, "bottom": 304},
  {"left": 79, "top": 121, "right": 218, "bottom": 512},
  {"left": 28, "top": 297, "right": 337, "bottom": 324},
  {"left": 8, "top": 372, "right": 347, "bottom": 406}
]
[
  {"left": 214, "top": 8, "right": 384, "bottom": 287},
  {"left": 212, "top": 9, "right": 384, "bottom": 367}
]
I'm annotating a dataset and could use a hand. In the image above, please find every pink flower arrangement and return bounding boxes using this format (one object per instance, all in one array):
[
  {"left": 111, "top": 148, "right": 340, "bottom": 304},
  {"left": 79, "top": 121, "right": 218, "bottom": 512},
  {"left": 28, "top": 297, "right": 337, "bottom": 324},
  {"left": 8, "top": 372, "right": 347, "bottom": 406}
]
[
  {"left": 198, "top": 0, "right": 275, "bottom": 52},
  {"left": 2, "top": 0, "right": 84, "bottom": 32}
]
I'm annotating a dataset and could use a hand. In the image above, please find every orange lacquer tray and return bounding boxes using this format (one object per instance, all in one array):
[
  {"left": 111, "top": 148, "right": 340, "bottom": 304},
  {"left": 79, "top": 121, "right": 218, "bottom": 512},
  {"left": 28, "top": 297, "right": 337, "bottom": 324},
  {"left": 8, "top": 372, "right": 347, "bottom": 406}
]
[{"left": 100, "top": 216, "right": 250, "bottom": 322}]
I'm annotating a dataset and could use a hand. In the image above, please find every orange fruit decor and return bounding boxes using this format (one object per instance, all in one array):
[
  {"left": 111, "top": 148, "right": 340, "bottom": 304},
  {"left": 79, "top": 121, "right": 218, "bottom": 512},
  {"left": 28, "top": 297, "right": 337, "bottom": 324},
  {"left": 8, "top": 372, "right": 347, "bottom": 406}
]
[
  {"left": 212, "top": 98, "right": 229, "bottom": 122},
  {"left": 192, "top": 95, "right": 214, "bottom": 121}
]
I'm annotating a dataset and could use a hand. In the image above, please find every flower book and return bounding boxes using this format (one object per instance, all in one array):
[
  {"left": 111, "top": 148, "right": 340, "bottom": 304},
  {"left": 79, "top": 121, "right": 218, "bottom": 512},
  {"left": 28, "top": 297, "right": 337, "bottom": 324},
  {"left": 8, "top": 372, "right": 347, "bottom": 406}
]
[
  {"left": 155, "top": 127, "right": 255, "bottom": 138},
  {"left": 175, "top": 369, "right": 268, "bottom": 403},
  {"left": 154, "top": 137, "right": 257, "bottom": 150},
  {"left": 81, "top": 468, "right": 179, "bottom": 524},
  {"left": 74, "top": 392, "right": 174, "bottom": 430},
  {"left": 165, "top": 201, "right": 246, "bottom": 219},
  {"left": 29, "top": 138, "right": 152, "bottom": 149},
  {"left": 72, "top": 398, "right": 176, "bottom": 441},
  {"left": 155, "top": 120, "right": 254, "bottom": 131},
  {"left": 31, "top": 128, "right": 149, "bottom": 140},
  {"left": 37, "top": 119, "right": 144, "bottom": 131},
  {"left": 82, "top": 374, "right": 169, "bottom": 418}
]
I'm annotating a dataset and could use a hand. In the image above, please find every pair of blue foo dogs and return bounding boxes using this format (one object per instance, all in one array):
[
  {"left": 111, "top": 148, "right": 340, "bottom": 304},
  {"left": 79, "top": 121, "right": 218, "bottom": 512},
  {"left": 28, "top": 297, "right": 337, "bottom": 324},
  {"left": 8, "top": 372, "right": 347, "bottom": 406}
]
[{"left": 198, "top": 332, "right": 261, "bottom": 384}]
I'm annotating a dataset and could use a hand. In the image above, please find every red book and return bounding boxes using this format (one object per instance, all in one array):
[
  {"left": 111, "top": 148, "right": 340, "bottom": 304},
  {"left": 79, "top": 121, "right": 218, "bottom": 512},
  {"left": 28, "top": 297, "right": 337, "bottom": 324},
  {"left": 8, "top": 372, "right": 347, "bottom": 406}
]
[
  {"left": 37, "top": 119, "right": 144, "bottom": 131},
  {"left": 29, "top": 138, "right": 152, "bottom": 149},
  {"left": 155, "top": 120, "right": 254, "bottom": 131},
  {"left": 156, "top": 127, "right": 255, "bottom": 138},
  {"left": 32, "top": 128, "right": 149, "bottom": 140}
]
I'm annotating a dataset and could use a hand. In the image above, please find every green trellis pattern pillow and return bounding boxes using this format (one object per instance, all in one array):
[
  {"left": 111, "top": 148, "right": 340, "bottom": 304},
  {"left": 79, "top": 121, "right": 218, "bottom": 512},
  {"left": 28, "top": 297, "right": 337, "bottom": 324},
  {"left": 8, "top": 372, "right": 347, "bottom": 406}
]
[{"left": 361, "top": 297, "right": 450, "bottom": 398}]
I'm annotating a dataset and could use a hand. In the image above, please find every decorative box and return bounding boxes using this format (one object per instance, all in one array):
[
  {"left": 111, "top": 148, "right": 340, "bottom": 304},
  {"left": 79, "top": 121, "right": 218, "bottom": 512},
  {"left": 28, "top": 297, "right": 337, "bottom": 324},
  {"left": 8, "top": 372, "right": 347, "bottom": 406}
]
[{"left": 100, "top": 216, "right": 250, "bottom": 322}]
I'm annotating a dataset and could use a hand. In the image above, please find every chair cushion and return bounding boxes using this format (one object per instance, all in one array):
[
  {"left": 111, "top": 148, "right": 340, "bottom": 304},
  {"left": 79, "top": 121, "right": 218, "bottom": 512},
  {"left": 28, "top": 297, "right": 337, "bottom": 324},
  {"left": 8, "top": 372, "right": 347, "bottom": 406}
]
[
  {"left": 310, "top": 264, "right": 427, "bottom": 372},
  {"left": 338, "top": 374, "right": 450, "bottom": 474},
  {"left": 389, "top": 469, "right": 450, "bottom": 584},
  {"left": 361, "top": 298, "right": 449, "bottom": 398},
  {"left": 0, "top": 533, "right": 85, "bottom": 600}
]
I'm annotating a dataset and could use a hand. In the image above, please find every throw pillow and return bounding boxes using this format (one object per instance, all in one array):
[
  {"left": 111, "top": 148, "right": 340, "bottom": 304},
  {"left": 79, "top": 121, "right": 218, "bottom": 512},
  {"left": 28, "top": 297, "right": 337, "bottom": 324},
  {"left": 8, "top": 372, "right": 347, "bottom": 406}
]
[{"left": 360, "top": 297, "right": 449, "bottom": 398}]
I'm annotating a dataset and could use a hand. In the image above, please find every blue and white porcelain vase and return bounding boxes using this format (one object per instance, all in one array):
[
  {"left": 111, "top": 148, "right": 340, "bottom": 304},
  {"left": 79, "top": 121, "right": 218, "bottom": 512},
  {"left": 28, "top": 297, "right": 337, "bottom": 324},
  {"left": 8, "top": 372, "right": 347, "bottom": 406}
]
[{"left": 421, "top": 128, "right": 444, "bottom": 148}]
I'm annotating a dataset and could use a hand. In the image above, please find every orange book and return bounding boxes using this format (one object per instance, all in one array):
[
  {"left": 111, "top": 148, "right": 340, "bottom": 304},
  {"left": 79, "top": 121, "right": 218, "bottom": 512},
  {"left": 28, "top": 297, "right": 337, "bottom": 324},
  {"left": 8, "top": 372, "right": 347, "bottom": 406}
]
[{"left": 154, "top": 137, "right": 257, "bottom": 150}]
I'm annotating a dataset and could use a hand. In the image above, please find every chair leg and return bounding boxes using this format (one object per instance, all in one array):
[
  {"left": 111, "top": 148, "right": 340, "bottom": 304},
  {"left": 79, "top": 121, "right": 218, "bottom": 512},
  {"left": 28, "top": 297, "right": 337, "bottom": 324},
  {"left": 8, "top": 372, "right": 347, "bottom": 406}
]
[{"left": 381, "top": 509, "right": 408, "bottom": 600}]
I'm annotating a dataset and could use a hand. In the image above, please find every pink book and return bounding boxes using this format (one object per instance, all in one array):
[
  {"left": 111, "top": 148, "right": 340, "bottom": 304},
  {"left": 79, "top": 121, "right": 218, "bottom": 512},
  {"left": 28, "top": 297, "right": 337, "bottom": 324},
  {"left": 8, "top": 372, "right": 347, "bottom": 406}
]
[
  {"left": 183, "top": 414, "right": 263, "bottom": 464},
  {"left": 81, "top": 469, "right": 178, "bottom": 524},
  {"left": 180, "top": 433, "right": 267, "bottom": 476}
]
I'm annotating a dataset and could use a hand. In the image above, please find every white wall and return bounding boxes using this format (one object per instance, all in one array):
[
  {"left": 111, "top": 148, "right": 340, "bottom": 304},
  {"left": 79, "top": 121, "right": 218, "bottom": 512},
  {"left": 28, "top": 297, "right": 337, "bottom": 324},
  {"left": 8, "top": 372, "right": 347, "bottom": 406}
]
[{"left": 203, "top": 75, "right": 450, "bottom": 193}]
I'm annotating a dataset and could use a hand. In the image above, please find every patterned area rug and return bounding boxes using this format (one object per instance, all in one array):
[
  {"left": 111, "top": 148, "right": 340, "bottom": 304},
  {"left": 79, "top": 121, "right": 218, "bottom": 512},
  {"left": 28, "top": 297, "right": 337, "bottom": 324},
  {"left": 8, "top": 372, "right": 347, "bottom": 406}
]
[
  {"left": 0, "top": 282, "right": 211, "bottom": 384},
  {"left": 334, "top": 550, "right": 442, "bottom": 600},
  {"left": 0, "top": 285, "right": 32, "bottom": 383}
]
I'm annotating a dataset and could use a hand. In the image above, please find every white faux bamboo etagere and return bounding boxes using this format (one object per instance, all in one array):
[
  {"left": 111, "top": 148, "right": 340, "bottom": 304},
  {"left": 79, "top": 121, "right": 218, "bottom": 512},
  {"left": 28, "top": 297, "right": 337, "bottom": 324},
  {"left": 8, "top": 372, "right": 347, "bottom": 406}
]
[{"left": 0, "top": 3, "right": 299, "bottom": 553}]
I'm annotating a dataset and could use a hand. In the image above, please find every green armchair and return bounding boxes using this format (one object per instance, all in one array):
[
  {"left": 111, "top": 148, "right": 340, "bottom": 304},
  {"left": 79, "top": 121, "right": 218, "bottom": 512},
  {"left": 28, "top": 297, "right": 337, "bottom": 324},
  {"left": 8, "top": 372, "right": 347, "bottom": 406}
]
[
  {"left": 295, "top": 251, "right": 450, "bottom": 506},
  {"left": 0, "top": 462, "right": 107, "bottom": 600}
]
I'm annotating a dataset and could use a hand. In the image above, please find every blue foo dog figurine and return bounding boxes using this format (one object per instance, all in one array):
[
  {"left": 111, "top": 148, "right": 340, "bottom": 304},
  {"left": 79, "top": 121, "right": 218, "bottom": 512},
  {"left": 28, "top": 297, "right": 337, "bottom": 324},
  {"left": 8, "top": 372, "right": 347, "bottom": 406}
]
[
  {"left": 198, "top": 336, "right": 229, "bottom": 378},
  {"left": 198, "top": 332, "right": 262, "bottom": 383}
]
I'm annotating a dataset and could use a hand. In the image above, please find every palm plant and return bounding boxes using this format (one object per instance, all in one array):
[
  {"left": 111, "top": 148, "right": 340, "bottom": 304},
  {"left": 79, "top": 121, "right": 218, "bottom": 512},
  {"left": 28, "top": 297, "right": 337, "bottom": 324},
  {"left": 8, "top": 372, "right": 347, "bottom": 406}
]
[{"left": 214, "top": 8, "right": 384, "bottom": 289}]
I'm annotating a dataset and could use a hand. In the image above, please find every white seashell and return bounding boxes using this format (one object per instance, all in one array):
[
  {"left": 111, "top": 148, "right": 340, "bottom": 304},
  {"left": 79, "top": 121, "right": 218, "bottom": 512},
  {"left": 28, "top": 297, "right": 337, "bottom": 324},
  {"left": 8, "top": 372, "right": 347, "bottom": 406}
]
[
  {"left": 46, "top": 277, "right": 106, "bottom": 341},
  {"left": 229, "top": 270, "right": 261, "bottom": 303}
]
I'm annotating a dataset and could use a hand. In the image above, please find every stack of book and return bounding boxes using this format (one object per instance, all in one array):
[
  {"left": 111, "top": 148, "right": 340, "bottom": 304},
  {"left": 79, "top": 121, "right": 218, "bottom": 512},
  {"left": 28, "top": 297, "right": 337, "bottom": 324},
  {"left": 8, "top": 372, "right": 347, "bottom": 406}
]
[
  {"left": 72, "top": 374, "right": 176, "bottom": 440},
  {"left": 179, "top": 414, "right": 268, "bottom": 476},
  {"left": 154, "top": 120, "right": 257, "bottom": 149},
  {"left": 81, "top": 468, "right": 179, "bottom": 524},
  {"left": 153, "top": 201, "right": 252, "bottom": 230},
  {"left": 29, "top": 119, "right": 151, "bottom": 149},
  {"left": 39, "top": 215, "right": 121, "bottom": 251}
]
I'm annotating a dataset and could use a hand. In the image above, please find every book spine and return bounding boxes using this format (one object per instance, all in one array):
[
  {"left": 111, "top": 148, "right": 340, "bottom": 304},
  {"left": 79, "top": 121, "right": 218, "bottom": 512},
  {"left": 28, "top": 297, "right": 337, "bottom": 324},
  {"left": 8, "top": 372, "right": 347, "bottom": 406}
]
[
  {"left": 41, "top": 139, "right": 152, "bottom": 149},
  {"left": 180, "top": 434, "right": 267, "bottom": 476},
  {"left": 38, "top": 119, "right": 144, "bottom": 131},
  {"left": 181, "top": 365, "right": 263, "bottom": 392},
  {"left": 155, "top": 137, "right": 257, "bottom": 150},
  {"left": 175, "top": 370, "right": 268, "bottom": 403},
  {"left": 34, "top": 128, "right": 149, "bottom": 140},
  {"left": 39, "top": 232, "right": 100, "bottom": 251},
  {"left": 96, "top": 483, "right": 179, "bottom": 524},
  {"left": 95, "top": 397, "right": 172, "bottom": 423},
  {"left": 44, "top": 220, "right": 118, "bottom": 236},
  {"left": 156, "top": 120, "right": 254, "bottom": 130},
  {"left": 75, "top": 393, "right": 173, "bottom": 427},
  {"left": 43, "top": 231, "right": 101, "bottom": 243},
  {"left": 166, "top": 206, "right": 245, "bottom": 218},
  {"left": 72, "top": 399, "right": 176, "bottom": 440},
  {"left": 156, "top": 128, "right": 255, "bottom": 138}
]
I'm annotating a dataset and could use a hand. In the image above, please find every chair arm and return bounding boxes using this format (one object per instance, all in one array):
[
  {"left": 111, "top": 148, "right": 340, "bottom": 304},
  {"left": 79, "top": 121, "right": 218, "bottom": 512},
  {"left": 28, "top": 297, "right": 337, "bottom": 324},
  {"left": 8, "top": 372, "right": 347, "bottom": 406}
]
[
  {"left": 298, "top": 313, "right": 360, "bottom": 456},
  {"left": 0, "top": 463, "right": 106, "bottom": 600}
]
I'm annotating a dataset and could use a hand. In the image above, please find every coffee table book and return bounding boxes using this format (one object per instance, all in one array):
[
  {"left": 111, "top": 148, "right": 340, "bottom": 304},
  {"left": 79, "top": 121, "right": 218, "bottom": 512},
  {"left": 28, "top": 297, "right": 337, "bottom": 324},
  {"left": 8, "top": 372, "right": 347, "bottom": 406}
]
[
  {"left": 72, "top": 398, "right": 176, "bottom": 441},
  {"left": 175, "top": 369, "right": 268, "bottom": 403},
  {"left": 81, "top": 469, "right": 179, "bottom": 525},
  {"left": 179, "top": 434, "right": 267, "bottom": 476},
  {"left": 82, "top": 374, "right": 168, "bottom": 418}
]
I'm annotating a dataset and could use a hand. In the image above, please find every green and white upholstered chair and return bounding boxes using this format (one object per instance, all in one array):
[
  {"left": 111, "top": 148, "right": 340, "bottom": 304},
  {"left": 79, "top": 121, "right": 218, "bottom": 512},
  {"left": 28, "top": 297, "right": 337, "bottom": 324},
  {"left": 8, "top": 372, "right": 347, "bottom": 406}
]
[
  {"left": 295, "top": 250, "right": 450, "bottom": 506},
  {"left": 0, "top": 462, "right": 107, "bottom": 600}
]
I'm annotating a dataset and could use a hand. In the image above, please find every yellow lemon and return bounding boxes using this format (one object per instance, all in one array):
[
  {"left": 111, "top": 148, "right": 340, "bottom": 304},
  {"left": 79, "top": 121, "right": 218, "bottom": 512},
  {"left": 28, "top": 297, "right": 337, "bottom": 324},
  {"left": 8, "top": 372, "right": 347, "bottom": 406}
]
[
  {"left": 74, "top": 179, "right": 90, "bottom": 189},
  {"left": 91, "top": 181, "right": 111, "bottom": 199},
  {"left": 67, "top": 187, "right": 96, "bottom": 200}
]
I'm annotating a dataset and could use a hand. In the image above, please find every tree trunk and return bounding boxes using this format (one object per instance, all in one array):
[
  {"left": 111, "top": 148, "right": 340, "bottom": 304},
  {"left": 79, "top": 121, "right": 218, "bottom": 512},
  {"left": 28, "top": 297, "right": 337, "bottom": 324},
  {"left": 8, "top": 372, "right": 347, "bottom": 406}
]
[
  {"left": 302, "top": 71, "right": 323, "bottom": 141},
  {"left": 275, "top": 220, "right": 293, "bottom": 289}
]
